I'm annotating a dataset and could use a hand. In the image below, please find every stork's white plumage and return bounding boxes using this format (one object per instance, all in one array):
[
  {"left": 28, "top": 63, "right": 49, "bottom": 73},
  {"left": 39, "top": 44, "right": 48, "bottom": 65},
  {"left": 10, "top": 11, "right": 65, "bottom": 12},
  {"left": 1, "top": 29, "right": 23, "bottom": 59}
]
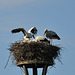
[
  {"left": 44, "top": 29, "right": 60, "bottom": 44},
  {"left": 22, "top": 37, "right": 30, "bottom": 42},
  {"left": 11, "top": 27, "right": 38, "bottom": 42},
  {"left": 33, "top": 36, "right": 50, "bottom": 44}
]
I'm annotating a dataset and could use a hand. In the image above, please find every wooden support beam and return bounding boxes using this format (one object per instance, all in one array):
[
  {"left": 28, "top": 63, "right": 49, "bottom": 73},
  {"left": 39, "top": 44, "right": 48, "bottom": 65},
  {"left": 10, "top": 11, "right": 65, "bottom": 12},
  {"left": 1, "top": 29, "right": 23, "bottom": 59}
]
[
  {"left": 42, "top": 65, "right": 48, "bottom": 75},
  {"left": 33, "top": 67, "right": 37, "bottom": 75},
  {"left": 23, "top": 65, "right": 29, "bottom": 75}
]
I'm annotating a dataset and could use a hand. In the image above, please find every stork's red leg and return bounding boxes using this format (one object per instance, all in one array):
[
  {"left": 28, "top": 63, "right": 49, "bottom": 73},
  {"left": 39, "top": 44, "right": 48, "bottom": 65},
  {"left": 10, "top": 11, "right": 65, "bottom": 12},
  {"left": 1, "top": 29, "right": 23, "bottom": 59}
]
[
  {"left": 49, "top": 39, "right": 50, "bottom": 44},
  {"left": 51, "top": 39, "right": 52, "bottom": 44}
]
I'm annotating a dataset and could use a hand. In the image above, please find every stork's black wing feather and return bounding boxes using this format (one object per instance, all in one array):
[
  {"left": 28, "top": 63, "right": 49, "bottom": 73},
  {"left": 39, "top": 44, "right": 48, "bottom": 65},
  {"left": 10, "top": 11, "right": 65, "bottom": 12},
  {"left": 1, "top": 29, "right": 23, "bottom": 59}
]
[
  {"left": 11, "top": 28, "right": 26, "bottom": 36},
  {"left": 53, "top": 34, "right": 60, "bottom": 40},
  {"left": 11, "top": 29, "right": 20, "bottom": 33},
  {"left": 30, "top": 27, "right": 38, "bottom": 34}
]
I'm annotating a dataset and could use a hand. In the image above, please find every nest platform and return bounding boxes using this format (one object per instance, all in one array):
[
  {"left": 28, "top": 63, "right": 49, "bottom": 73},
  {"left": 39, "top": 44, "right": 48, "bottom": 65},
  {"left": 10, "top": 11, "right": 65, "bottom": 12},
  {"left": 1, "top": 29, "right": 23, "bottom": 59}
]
[
  {"left": 9, "top": 41, "right": 61, "bottom": 68},
  {"left": 16, "top": 60, "right": 53, "bottom": 68}
]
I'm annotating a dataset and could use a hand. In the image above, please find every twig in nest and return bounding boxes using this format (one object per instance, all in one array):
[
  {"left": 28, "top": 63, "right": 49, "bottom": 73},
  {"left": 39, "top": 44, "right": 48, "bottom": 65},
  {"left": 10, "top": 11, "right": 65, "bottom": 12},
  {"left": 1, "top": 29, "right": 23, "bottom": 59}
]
[{"left": 4, "top": 52, "right": 12, "bottom": 69}]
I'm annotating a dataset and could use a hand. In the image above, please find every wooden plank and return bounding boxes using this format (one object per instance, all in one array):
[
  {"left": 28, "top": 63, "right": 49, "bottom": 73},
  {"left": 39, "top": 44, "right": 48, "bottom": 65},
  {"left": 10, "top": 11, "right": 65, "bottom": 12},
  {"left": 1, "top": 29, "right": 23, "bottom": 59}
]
[
  {"left": 42, "top": 65, "right": 48, "bottom": 75},
  {"left": 33, "top": 67, "right": 37, "bottom": 75},
  {"left": 23, "top": 65, "right": 29, "bottom": 75}
]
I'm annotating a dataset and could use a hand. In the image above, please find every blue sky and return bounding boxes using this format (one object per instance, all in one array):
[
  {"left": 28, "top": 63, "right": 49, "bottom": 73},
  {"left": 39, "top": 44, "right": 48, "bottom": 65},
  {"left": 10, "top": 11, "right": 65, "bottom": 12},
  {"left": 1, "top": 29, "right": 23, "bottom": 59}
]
[{"left": 0, "top": 0, "right": 75, "bottom": 75}]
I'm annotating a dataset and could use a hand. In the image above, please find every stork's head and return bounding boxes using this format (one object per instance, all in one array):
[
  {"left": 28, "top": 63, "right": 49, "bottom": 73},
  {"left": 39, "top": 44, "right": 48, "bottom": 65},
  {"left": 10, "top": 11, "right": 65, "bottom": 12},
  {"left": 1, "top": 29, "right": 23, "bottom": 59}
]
[{"left": 44, "top": 29, "right": 48, "bottom": 35}]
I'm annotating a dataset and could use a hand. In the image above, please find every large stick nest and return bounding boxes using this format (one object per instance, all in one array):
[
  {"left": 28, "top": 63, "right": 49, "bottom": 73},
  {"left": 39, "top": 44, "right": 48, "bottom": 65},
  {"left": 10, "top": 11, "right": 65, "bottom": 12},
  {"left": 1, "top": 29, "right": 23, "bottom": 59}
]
[{"left": 8, "top": 41, "right": 61, "bottom": 66}]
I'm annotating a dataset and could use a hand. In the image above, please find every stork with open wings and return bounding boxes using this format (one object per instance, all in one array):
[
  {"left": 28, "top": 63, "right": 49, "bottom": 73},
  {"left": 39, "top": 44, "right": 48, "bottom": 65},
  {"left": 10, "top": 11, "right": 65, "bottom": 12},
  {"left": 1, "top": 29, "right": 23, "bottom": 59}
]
[{"left": 11, "top": 27, "right": 38, "bottom": 41}]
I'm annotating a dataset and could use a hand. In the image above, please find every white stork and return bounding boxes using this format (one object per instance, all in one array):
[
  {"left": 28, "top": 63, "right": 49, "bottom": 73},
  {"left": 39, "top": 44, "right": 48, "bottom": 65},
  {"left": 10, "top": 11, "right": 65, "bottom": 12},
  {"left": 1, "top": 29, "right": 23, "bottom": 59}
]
[
  {"left": 44, "top": 29, "right": 60, "bottom": 44},
  {"left": 11, "top": 27, "right": 38, "bottom": 42},
  {"left": 33, "top": 36, "right": 50, "bottom": 44}
]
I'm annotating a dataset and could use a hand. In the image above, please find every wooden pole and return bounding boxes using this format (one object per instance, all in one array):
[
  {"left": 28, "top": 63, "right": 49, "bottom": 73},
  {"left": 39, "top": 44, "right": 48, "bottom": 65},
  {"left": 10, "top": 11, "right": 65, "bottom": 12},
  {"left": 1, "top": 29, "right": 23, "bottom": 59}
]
[
  {"left": 33, "top": 67, "right": 37, "bottom": 75},
  {"left": 42, "top": 65, "right": 48, "bottom": 75},
  {"left": 23, "top": 65, "right": 29, "bottom": 75}
]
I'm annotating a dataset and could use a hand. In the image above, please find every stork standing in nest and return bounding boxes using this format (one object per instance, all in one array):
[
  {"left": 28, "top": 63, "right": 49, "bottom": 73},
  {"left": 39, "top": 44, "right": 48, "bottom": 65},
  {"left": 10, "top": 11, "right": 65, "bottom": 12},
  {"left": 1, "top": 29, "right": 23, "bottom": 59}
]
[
  {"left": 44, "top": 29, "right": 60, "bottom": 44},
  {"left": 11, "top": 27, "right": 38, "bottom": 42}
]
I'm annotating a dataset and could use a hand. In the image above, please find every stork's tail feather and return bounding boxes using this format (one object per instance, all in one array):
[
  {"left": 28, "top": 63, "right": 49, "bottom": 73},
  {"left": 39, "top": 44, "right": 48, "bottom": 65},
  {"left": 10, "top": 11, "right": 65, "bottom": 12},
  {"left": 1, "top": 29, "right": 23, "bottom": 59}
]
[
  {"left": 56, "top": 35, "right": 60, "bottom": 40},
  {"left": 58, "top": 37, "right": 60, "bottom": 40},
  {"left": 53, "top": 34, "right": 60, "bottom": 40}
]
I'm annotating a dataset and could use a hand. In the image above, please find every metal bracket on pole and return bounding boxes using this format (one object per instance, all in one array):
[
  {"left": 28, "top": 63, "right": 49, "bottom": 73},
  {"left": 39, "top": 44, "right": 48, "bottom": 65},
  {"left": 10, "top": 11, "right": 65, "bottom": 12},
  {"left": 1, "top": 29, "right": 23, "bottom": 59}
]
[
  {"left": 33, "top": 67, "right": 37, "bottom": 75},
  {"left": 42, "top": 65, "right": 48, "bottom": 75},
  {"left": 23, "top": 65, "right": 29, "bottom": 75}
]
